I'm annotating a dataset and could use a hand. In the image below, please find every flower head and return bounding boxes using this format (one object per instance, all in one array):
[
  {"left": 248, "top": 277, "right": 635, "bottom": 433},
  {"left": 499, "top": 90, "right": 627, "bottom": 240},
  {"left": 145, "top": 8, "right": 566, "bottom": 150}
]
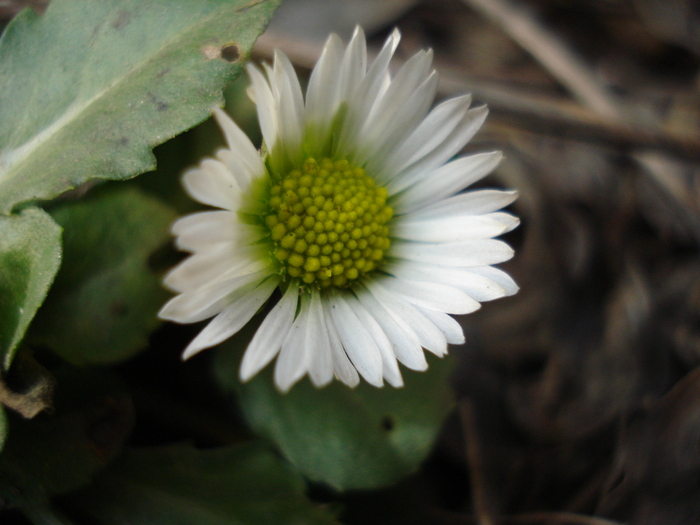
[{"left": 159, "top": 27, "right": 518, "bottom": 391}]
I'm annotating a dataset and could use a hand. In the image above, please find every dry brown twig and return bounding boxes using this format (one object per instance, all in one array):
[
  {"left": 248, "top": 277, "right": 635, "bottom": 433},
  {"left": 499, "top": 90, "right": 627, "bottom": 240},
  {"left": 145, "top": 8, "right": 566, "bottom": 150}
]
[
  {"left": 460, "top": 400, "right": 500, "bottom": 525},
  {"left": 459, "top": 0, "right": 700, "bottom": 239},
  {"left": 461, "top": 0, "right": 625, "bottom": 120}
]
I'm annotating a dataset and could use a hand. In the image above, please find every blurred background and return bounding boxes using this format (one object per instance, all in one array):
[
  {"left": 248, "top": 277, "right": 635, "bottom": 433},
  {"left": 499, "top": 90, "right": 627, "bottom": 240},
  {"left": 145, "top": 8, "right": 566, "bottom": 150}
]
[
  {"left": 2, "top": 0, "right": 699, "bottom": 523},
  {"left": 251, "top": 1, "right": 700, "bottom": 523}
]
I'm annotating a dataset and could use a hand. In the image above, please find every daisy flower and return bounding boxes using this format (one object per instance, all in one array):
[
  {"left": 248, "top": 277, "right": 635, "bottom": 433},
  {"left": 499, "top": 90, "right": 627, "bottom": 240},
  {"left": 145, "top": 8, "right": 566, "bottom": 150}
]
[{"left": 159, "top": 27, "right": 518, "bottom": 392}]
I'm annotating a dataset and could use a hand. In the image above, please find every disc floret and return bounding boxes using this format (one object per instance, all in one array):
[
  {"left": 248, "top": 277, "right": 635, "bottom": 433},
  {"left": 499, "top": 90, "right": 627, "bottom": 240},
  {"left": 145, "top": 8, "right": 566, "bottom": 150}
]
[{"left": 265, "top": 157, "right": 393, "bottom": 288}]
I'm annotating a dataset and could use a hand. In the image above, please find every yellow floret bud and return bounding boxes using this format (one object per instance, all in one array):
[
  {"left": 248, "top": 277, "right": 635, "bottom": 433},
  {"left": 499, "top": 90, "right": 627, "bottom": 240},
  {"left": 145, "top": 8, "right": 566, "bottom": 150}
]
[
  {"left": 288, "top": 254, "right": 304, "bottom": 267},
  {"left": 280, "top": 233, "right": 296, "bottom": 249},
  {"left": 293, "top": 239, "right": 308, "bottom": 253},
  {"left": 304, "top": 257, "right": 321, "bottom": 272},
  {"left": 271, "top": 223, "right": 287, "bottom": 241}
]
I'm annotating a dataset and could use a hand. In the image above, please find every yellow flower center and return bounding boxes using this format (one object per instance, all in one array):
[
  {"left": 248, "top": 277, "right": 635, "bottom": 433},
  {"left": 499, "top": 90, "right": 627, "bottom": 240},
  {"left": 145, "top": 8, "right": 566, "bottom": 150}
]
[{"left": 265, "top": 157, "right": 393, "bottom": 288}]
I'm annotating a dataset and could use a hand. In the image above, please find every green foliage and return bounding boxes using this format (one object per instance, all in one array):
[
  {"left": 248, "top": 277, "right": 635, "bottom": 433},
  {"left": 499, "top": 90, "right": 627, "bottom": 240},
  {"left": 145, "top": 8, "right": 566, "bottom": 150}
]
[
  {"left": 62, "top": 442, "right": 338, "bottom": 525},
  {"left": 0, "top": 1, "right": 464, "bottom": 521},
  {"left": 29, "top": 185, "right": 176, "bottom": 366},
  {"left": 0, "top": 208, "right": 62, "bottom": 371},
  {"left": 215, "top": 340, "right": 455, "bottom": 490},
  {"left": 0, "top": 0, "right": 280, "bottom": 214},
  {"left": 0, "top": 368, "right": 134, "bottom": 508}
]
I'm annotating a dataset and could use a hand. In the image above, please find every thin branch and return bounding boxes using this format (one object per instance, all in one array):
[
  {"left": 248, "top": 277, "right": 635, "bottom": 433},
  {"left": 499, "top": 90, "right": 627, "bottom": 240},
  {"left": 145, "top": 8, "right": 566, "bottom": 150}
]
[
  {"left": 461, "top": 0, "right": 624, "bottom": 120},
  {"left": 461, "top": 399, "right": 500, "bottom": 525},
  {"left": 458, "top": 0, "right": 700, "bottom": 241}
]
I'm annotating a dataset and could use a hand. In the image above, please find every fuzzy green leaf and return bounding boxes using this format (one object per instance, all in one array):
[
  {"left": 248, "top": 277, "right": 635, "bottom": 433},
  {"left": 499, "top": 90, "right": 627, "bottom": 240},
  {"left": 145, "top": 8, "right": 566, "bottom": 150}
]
[
  {"left": 29, "top": 185, "right": 176, "bottom": 366},
  {"left": 0, "top": 207, "right": 62, "bottom": 371},
  {"left": 63, "top": 442, "right": 338, "bottom": 525},
  {"left": 0, "top": 0, "right": 279, "bottom": 214},
  {"left": 215, "top": 338, "right": 455, "bottom": 490}
]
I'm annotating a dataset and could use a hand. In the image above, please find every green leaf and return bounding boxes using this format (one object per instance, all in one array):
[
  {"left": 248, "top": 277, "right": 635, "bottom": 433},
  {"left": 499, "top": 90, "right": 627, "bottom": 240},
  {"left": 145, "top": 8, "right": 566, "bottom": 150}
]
[
  {"left": 0, "top": 0, "right": 280, "bottom": 214},
  {"left": 0, "top": 207, "right": 62, "bottom": 371},
  {"left": 0, "top": 368, "right": 134, "bottom": 508},
  {"left": 215, "top": 339, "right": 455, "bottom": 490},
  {"left": 63, "top": 442, "right": 338, "bottom": 525},
  {"left": 29, "top": 185, "right": 176, "bottom": 366}
]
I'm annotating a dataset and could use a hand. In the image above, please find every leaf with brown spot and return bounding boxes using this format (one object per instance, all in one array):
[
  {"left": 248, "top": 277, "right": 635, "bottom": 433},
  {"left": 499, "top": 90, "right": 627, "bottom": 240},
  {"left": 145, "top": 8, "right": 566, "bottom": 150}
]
[{"left": 0, "top": 0, "right": 280, "bottom": 214}]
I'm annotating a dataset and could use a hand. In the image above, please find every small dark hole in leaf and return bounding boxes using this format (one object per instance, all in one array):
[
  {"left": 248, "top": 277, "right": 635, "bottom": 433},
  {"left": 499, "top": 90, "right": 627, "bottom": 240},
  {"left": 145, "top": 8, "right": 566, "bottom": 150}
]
[
  {"left": 381, "top": 416, "right": 395, "bottom": 432},
  {"left": 221, "top": 44, "right": 240, "bottom": 63}
]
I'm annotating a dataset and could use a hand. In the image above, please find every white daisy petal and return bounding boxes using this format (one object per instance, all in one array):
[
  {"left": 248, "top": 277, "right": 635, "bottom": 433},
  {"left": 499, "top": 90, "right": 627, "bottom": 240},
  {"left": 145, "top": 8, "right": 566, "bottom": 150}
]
[
  {"left": 408, "top": 189, "right": 518, "bottom": 219},
  {"left": 274, "top": 51, "right": 304, "bottom": 123},
  {"left": 323, "top": 304, "right": 360, "bottom": 387},
  {"left": 393, "top": 213, "right": 518, "bottom": 243},
  {"left": 306, "top": 290, "right": 334, "bottom": 387},
  {"left": 246, "top": 63, "right": 278, "bottom": 151},
  {"left": 360, "top": 71, "right": 439, "bottom": 170},
  {"left": 171, "top": 210, "right": 229, "bottom": 238},
  {"left": 389, "top": 107, "right": 492, "bottom": 196},
  {"left": 182, "top": 277, "right": 279, "bottom": 359},
  {"left": 338, "top": 29, "right": 401, "bottom": 151},
  {"left": 336, "top": 26, "right": 367, "bottom": 106},
  {"left": 164, "top": 244, "right": 261, "bottom": 293},
  {"left": 215, "top": 148, "right": 254, "bottom": 194},
  {"left": 356, "top": 287, "right": 428, "bottom": 371},
  {"left": 357, "top": 52, "right": 435, "bottom": 165},
  {"left": 392, "top": 150, "right": 503, "bottom": 213},
  {"left": 366, "top": 280, "right": 448, "bottom": 357},
  {"left": 171, "top": 211, "right": 265, "bottom": 252},
  {"left": 376, "top": 95, "right": 471, "bottom": 184},
  {"left": 384, "top": 260, "right": 510, "bottom": 302},
  {"left": 380, "top": 276, "right": 481, "bottom": 315},
  {"left": 182, "top": 161, "right": 240, "bottom": 210},
  {"left": 466, "top": 265, "right": 520, "bottom": 296},
  {"left": 486, "top": 212, "right": 520, "bottom": 234},
  {"left": 212, "top": 107, "right": 264, "bottom": 177},
  {"left": 417, "top": 307, "right": 465, "bottom": 345},
  {"left": 240, "top": 281, "right": 299, "bottom": 382},
  {"left": 159, "top": 267, "right": 270, "bottom": 324},
  {"left": 160, "top": 27, "right": 518, "bottom": 391},
  {"left": 327, "top": 292, "right": 384, "bottom": 387},
  {"left": 305, "top": 34, "right": 344, "bottom": 135},
  {"left": 390, "top": 239, "right": 514, "bottom": 267},
  {"left": 345, "top": 294, "right": 403, "bottom": 387},
  {"left": 363, "top": 49, "right": 433, "bottom": 130},
  {"left": 272, "top": 50, "right": 305, "bottom": 166},
  {"left": 275, "top": 293, "right": 312, "bottom": 392}
]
